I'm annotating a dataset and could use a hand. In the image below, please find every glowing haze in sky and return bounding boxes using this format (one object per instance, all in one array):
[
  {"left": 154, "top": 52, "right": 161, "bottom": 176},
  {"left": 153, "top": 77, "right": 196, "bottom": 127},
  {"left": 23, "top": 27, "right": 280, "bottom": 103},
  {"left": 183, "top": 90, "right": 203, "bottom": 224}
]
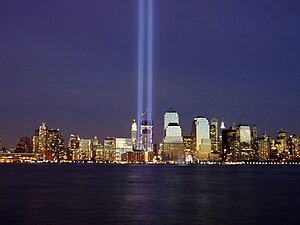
[{"left": 0, "top": 0, "right": 299, "bottom": 147}]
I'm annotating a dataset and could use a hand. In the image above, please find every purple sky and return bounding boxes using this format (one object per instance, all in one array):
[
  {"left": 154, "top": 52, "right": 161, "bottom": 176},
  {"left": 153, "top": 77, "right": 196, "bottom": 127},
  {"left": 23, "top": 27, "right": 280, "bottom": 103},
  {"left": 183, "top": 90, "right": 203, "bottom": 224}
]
[{"left": 0, "top": 0, "right": 299, "bottom": 147}]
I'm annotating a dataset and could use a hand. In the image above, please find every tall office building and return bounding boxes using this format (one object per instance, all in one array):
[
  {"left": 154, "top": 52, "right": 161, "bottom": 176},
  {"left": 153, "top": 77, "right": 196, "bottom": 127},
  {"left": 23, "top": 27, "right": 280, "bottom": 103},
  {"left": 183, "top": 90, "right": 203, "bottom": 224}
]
[
  {"left": 104, "top": 137, "right": 116, "bottom": 162},
  {"left": 38, "top": 122, "right": 48, "bottom": 161},
  {"left": 183, "top": 136, "right": 192, "bottom": 162},
  {"left": 131, "top": 119, "right": 137, "bottom": 150},
  {"left": 258, "top": 132, "right": 271, "bottom": 161},
  {"left": 162, "top": 109, "right": 184, "bottom": 163},
  {"left": 239, "top": 125, "right": 251, "bottom": 146},
  {"left": 191, "top": 116, "right": 211, "bottom": 161},
  {"left": 251, "top": 125, "right": 258, "bottom": 140},
  {"left": 69, "top": 134, "right": 80, "bottom": 150},
  {"left": 211, "top": 117, "right": 218, "bottom": 140},
  {"left": 32, "top": 130, "right": 39, "bottom": 153},
  {"left": 288, "top": 134, "right": 300, "bottom": 159},
  {"left": 79, "top": 138, "right": 93, "bottom": 161},
  {"left": 140, "top": 118, "right": 153, "bottom": 152},
  {"left": 164, "top": 108, "right": 179, "bottom": 131},
  {"left": 47, "top": 129, "right": 64, "bottom": 161},
  {"left": 15, "top": 136, "right": 32, "bottom": 153},
  {"left": 115, "top": 138, "right": 133, "bottom": 162},
  {"left": 92, "top": 136, "right": 104, "bottom": 161},
  {"left": 238, "top": 125, "right": 253, "bottom": 160},
  {"left": 276, "top": 129, "right": 289, "bottom": 159},
  {"left": 222, "top": 127, "right": 238, "bottom": 161},
  {"left": 69, "top": 134, "right": 80, "bottom": 161}
]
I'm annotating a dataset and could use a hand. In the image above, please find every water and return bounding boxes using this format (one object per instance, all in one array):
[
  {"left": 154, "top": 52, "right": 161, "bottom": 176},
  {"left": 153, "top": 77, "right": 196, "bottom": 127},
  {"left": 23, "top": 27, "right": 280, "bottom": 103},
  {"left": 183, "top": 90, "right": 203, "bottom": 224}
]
[{"left": 0, "top": 164, "right": 299, "bottom": 225}]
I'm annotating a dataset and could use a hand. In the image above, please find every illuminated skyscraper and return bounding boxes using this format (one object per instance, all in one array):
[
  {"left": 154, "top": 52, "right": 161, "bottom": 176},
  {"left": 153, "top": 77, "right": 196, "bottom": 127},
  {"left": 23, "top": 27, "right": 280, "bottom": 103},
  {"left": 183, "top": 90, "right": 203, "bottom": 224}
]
[
  {"left": 69, "top": 134, "right": 80, "bottom": 150},
  {"left": 79, "top": 138, "right": 93, "bottom": 161},
  {"left": 162, "top": 109, "right": 184, "bottom": 162},
  {"left": 47, "top": 129, "right": 64, "bottom": 161},
  {"left": 258, "top": 132, "right": 271, "bottom": 161},
  {"left": 238, "top": 125, "right": 253, "bottom": 160},
  {"left": 104, "top": 137, "right": 116, "bottom": 162},
  {"left": 239, "top": 125, "right": 251, "bottom": 145},
  {"left": 32, "top": 129, "right": 39, "bottom": 153},
  {"left": 276, "top": 129, "right": 289, "bottom": 159},
  {"left": 116, "top": 138, "right": 133, "bottom": 162},
  {"left": 191, "top": 116, "right": 211, "bottom": 160},
  {"left": 69, "top": 134, "right": 80, "bottom": 161},
  {"left": 38, "top": 122, "right": 48, "bottom": 161},
  {"left": 140, "top": 118, "right": 153, "bottom": 152},
  {"left": 131, "top": 119, "right": 137, "bottom": 150},
  {"left": 210, "top": 118, "right": 218, "bottom": 152},
  {"left": 211, "top": 117, "right": 218, "bottom": 140},
  {"left": 164, "top": 108, "right": 179, "bottom": 132}
]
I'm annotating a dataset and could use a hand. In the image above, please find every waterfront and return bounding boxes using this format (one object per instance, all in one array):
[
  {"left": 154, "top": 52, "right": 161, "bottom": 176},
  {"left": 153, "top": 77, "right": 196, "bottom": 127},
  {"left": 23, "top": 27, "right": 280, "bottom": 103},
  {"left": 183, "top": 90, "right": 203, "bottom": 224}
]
[{"left": 0, "top": 164, "right": 299, "bottom": 225}]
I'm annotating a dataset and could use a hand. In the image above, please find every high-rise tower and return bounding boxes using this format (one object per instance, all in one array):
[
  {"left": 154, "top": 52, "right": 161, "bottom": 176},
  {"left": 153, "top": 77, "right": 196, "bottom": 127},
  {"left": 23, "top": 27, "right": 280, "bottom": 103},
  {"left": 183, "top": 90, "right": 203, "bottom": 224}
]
[
  {"left": 131, "top": 119, "right": 137, "bottom": 150},
  {"left": 191, "top": 116, "right": 211, "bottom": 161},
  {"left": 162, "top": 109, "right": 184, "bottom": 163},
  {"left": 38, "top": 122, "right": 48, "bottom": 161}
]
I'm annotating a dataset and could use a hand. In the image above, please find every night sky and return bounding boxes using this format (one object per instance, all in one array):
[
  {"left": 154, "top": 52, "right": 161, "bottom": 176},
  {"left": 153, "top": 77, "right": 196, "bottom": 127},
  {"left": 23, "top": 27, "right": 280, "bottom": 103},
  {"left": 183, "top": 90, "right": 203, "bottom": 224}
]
[{"left": 0, "top": 0, "right": 299, "bottom": 148}]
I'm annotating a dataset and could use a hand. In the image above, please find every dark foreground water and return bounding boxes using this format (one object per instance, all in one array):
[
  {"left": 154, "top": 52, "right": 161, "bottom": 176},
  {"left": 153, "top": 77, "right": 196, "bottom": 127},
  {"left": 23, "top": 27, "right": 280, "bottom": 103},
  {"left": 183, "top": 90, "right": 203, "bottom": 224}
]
[{"left": 0, "top": 164, "right": 299, "bottom": 225}]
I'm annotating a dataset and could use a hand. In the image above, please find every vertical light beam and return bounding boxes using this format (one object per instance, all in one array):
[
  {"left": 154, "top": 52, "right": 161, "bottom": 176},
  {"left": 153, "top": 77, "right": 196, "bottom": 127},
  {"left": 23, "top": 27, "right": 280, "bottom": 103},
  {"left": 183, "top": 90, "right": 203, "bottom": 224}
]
[
  {"left": 147, "top": 0, "right": 153, "bottom": 150},
  {"left": 137, "top": 0, "right": 145, "bottom": 150}
]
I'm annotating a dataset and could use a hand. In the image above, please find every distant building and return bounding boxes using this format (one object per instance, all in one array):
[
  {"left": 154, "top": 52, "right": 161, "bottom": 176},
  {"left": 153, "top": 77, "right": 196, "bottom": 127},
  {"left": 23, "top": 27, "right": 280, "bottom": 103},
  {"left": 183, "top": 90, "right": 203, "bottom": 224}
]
[
  {"left": 69, "top": 134, "right": 80, "bottom": 161},
  {"left": 115, "top": 138, "right": 132, "bottom": 162},
  {"left": 211, "top": 117, "right": 219, "bottom": 152},
  {"left": 164, "top": 108, "right": 179, "bottom": 131},
  {"left": 258, "top": 132, "right": 271, "bottom": 161},
  {"left": 79, "top": 138, "right": 93, "bottom": 161},
  {"left": 191, "top": 116, "right": 211, "bottom": 161},
  {"left": 140, "top": 118, "right": 153, "bottom": 152},
  {"left": 162, "top": 109, "right": 184, "bottom": 163},
  {"left": 104, "top": 137, "right": 116, "bottom": 162},
  {"left": 46, "top": 129, "right": 64, "bottom": 161},
  {"left": 32, "top": 130, "right": 39, "bottom": 154},
  {"left": 93, "top": 136, "right": 104, "bottom": 162},
  {"left": 183, "top": 136, "right": 192, "bottom": 162},
  {"left": 237, "top": 125, "right": 253, "bottom": 160},
  {"left": 38, "top": 122, "right": 48, "bottom": 160},
  {"left": 15, "top": 136, "right": 32, "bottom": 153},
  {"left": 131, "top": 119, "right": 137, "bottom": 150}
]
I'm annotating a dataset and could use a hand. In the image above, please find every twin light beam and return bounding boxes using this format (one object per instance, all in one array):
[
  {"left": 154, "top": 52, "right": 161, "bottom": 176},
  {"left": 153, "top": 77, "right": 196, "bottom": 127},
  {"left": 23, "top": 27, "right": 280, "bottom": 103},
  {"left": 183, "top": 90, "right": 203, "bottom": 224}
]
[{"left": 137, "top": 0, "right": 153, "bottom": 150}]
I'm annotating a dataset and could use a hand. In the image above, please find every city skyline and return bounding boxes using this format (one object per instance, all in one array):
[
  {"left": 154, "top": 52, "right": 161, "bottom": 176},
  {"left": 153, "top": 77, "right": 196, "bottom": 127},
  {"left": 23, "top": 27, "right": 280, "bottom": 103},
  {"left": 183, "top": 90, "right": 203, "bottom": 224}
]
[
  {"left": 0, "top": 0, "right": 299, "bottom": 147},
  {"left": 2, "top": 108, "right": 300, "bottom": 164}
]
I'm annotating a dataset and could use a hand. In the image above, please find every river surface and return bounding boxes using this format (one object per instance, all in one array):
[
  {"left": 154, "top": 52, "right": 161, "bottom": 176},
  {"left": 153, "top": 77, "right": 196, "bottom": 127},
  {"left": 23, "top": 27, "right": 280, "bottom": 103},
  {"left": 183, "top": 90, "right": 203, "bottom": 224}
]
[{"left": 0, "top": 164, "right": 299, "bottom": 225}]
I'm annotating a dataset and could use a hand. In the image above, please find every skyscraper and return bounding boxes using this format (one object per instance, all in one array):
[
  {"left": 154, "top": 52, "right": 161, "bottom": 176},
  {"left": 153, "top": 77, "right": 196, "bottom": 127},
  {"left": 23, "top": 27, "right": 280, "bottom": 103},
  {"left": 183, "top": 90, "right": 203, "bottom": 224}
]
[
  {"left": 38, "top": 122, "right": 48, "bottom": 161},
  {"left": 47, "top": 129, "right": 64, "bottom": 162},
  {"left": 210, "top": 119, "right": 218, "bottom": 152},
  {"left": 211, "top": 117, "right": 218, "bottom": 140},
  {"left": 79, "top": 138, "right": 93, "bottom": 161},
  {"left": 162, "top": 109, "right": 184, "bottom": 163},
  {"left": 115, "top": 138, "right": 133, "bottom": 162},
  {"left": 15, "top": 136, "right": 32, "bottom": 153},
  {"left": 191, "top": 116, "right": 211, "bottom": 161},
  {"left": 164, "top": 108, "right": 179, "bottom": 132},
  {"left": 32, "top": 129, "right": 39, "bottom": 153},
  {"left": 131, "top": 119, "right": 137, "bottom": 150},
  {"left": 69, "top": 134, "right": 80, "bottom": 161},
  {"left": 140, "top": 117, "right": 153, "bottom": 152},
  {"left": 104, "top": 137, "right": 116, "bottom": 162},
  {"left": 238, "top": 125, "right": 252, "bottom": 160}
]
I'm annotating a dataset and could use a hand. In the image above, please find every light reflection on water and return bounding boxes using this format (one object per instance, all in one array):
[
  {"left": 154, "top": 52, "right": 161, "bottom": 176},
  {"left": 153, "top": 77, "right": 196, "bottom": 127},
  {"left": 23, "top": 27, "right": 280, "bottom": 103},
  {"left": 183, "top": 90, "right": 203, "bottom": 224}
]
[{"left": 0, "top": 164, "right": 299, "bottom": 225}]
